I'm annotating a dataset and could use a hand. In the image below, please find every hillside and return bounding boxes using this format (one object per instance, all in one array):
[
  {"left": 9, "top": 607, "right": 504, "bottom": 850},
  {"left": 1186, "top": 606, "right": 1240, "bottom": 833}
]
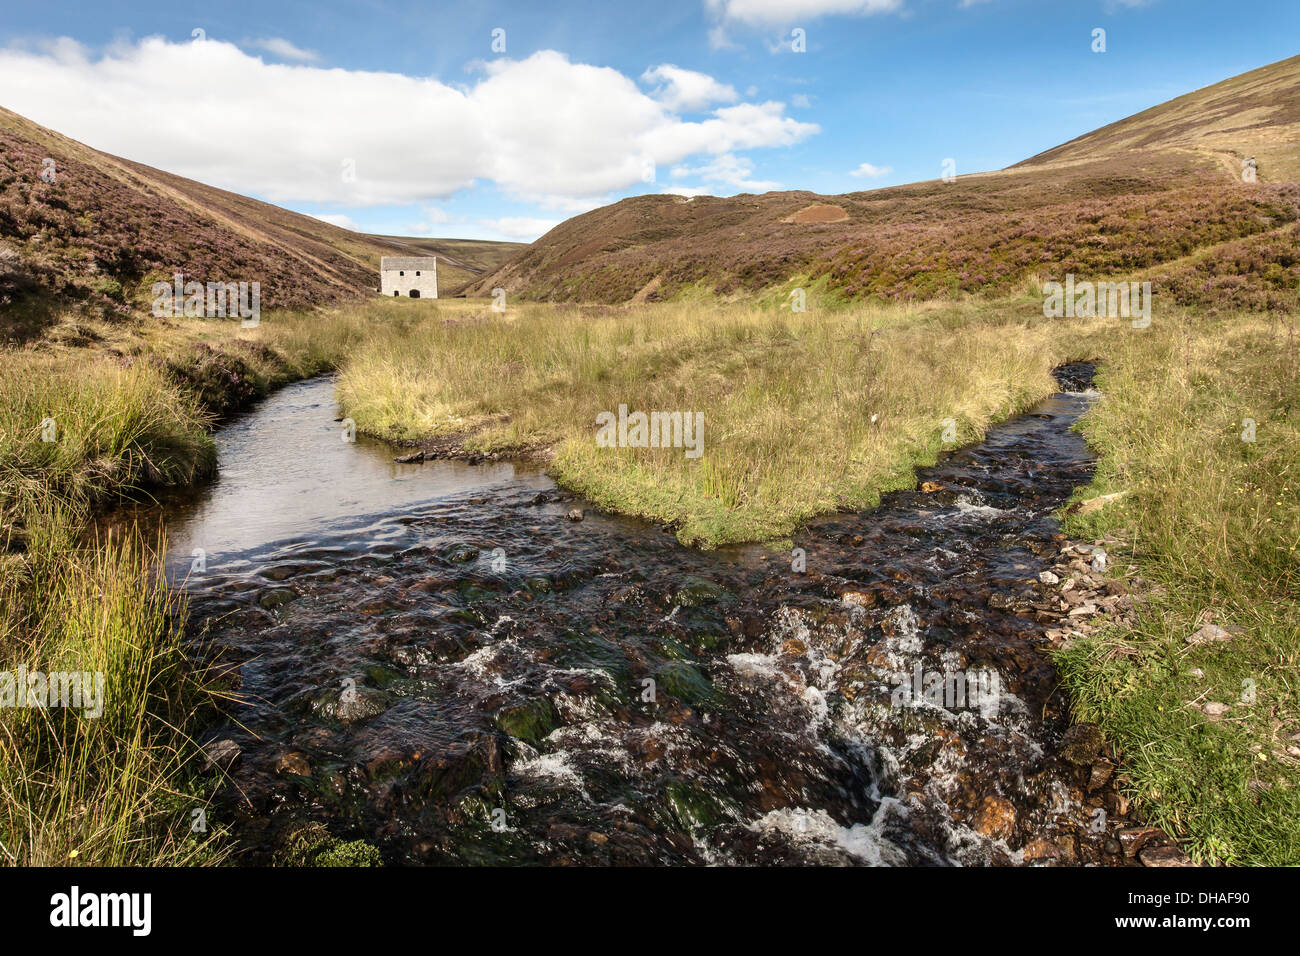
[
  {"left": 1015, "top": 54, "right": 1300, "bottom": 181},
  {"left": 470, "top": 55, "right": 1300, "bottom": 311},
  {"left": 365, "top": 235, "right": 525, "bottom": 276},
  {"left": 0, "top": 105, "right": 519, "bottom": 343}
]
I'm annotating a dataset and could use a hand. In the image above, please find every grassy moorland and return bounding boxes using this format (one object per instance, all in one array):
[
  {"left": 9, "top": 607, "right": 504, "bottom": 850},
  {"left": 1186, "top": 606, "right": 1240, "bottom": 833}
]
[
  {"left": 1, "top": 286, "right": 1297, "bottom": 867},
  {"left": 337, "top": 292, "right": 1112, "bottom": 545},
  {"left": 0, "top": 309, "right": 374, "bottom": 865},
  {"left": 1056, "top": 311, "right": 1300, "bottom": 865},
  {"left": 0, "top": 353, "right": 219, "bottom": 864}
]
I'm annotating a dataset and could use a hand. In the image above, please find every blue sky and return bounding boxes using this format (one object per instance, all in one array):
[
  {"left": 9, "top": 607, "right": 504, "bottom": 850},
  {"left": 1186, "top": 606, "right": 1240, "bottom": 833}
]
[{"left": 0, "top": 0, "right": 1294, "bottom": 241}]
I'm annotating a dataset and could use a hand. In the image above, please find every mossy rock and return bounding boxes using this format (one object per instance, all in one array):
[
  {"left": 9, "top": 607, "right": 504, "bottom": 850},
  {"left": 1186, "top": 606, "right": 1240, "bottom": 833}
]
[
  {"left": 457, "top": 582, "right": 495, "bottom": 603},
  {"left": 660, "top": 779, "right": 736, "bottom": 831},
  {"left": 674, "top": 576, "right": 731, "bottom": 608},
  {"left": 495, "top": 697, "right": 560, "bottom": 745},
  {"left": 655, "top": 637, "right": 697, "bottom": 661},
  {"left": 257, "top": 587, "right": 296, "bottom": 610},
  {"left": 311, "top": 685, "right": 391, "bottom": 723},
  {"left": 445, "top": 543, "right": 479, "bottom": 563},
  {"left": 556, "top": 632, "right": 632, "bottom": 681},
  {"left": 364, "top": 664, "right": 404, "bottom": 689},
  {"left": 274, "top": 821, "right": 382, "bottom": 867},
  {"left": 653, "top": 661, "right": 717, "bottom": 706}
]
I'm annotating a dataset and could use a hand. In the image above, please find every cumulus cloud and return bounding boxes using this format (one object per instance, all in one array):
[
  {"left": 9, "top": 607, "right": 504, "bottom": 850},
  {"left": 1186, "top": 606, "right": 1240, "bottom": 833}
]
[
  {"left": 849, "top": 161, "right": 892, "bottom": 178},
  {"left": 672, "top": 152, "right": 780, "bottom": 191},
  {"left": 707, "top": 0, "right": 902, "bottom": 27},
  {"left": 402, "top": 206, "right": 455, "bottom": 235},
  {"left": 0, "top": 37, "right": 817, "bottom": 211},
  {"left": 248, "top": 37, "right": 321, "bottom": 62},
  {"left": 641, "top": 64, "right": 738, "bottom": 112},
  {"left": 478, "top": 217, "right": 561, "bottom": 240}
]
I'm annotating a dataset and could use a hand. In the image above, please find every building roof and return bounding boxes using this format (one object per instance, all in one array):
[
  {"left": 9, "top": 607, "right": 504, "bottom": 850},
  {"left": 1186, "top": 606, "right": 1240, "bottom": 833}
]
[{"left": 380, "top": 256, "right": 438, "bottom": 270}]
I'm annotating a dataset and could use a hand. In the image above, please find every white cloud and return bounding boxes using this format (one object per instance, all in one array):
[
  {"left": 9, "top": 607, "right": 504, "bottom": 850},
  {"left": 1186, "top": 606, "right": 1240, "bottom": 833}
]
[
  {"left": 248, "top": 37, "right": 321, "bottom": 62},
  {"left": 0, "top": 38, "right": 817, "bottom": 211},
  {"left": 642, "top": 64, "right": 738, "bottom": 112},
  {"left": 661, "top": 185, "right": 713, "bottom": 197},
  {"left": 849, "top": 162, "right": 892, "bottom": 178},
  {"left": 404, "top": 206, "right": 454, "bottom": 235},
  {"left": 478, "top": 217, "right": 561, "bottom": 240},
  {"left": 790, "top": 93, "right": 812, "bottom": 108},
  {"left": 311, "top": 213, "right": 358, "bottom": 230},
  {"left": 707, "top": 0, "right": 902, "bottom": 27},
  {"left": 672, "top": 152, "right": 780, "bottom": 191}
]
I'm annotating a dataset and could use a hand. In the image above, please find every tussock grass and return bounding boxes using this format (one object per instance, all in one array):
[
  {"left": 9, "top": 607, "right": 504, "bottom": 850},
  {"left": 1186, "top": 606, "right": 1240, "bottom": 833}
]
[
  {"left": 0, "top": 352, "right": 233, "bottom": 865},
  {"left": 1057, "top": 310, "right": 1300, "bottom": 865},
  {"left": 0, "top": 305, "right": 390, "bottom": 867},
  {"left": 0, "top": 355, "right": 215, "bottom": 539},
  {"left": 0, "top": 520, "right": 227, "bottom": 865},
  {"left": 336, "top": 296, "right": 1108, "bottom": 545}
]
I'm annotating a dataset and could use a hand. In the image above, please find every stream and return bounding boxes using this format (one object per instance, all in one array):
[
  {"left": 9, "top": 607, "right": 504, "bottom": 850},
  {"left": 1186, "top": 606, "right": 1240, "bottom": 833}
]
[{"left": 141, "top": 365, "right": 1134, "bottom": 865}]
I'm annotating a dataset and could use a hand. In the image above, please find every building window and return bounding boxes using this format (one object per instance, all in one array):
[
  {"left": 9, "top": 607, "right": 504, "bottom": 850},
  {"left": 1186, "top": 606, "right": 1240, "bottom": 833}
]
[
  {"left": 416, "top": 271, "right": 421, "bottom": 276},
  {"left": 393, "top": 290, "right": 398, "bottom": 296},
  {"left": 399, "top": 270, "right": 405, "bottom": 276}
]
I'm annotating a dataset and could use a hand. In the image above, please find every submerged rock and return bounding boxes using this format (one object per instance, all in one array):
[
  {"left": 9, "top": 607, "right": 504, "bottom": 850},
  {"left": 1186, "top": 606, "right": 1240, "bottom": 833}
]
[
  {"left": 495, "top": 697, "right": 561, "bottom": 745},
  {"left": 653, "top": 660, "right": 717, "bottom": 706},
  {"left": 311, "top": 685, "right": 391, "bottom": 724},
  {"left": 971, "top": 794, "right": 1017, "bottom": 841},
  {"left": 202, "top": 738, "right": 242, "bottom": 772},
  {"left": 257, "top": 587, "right": 296, "bottom": 610},
  {"left": 674, "top": 576, "right": 730, "bottom": 608},
  {"left": 276, "top": 751, "right": 312, "bottom": 777}
]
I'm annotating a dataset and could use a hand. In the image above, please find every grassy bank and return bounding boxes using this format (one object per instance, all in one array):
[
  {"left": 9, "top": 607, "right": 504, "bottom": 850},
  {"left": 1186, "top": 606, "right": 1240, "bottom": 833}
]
[
  {"left": 336, "top": 294, "right": 1112, "bottom": 545},
  {"left": 1056, "top": 310, "right": 1300, "bottom": 866},
  {"left": 0, "top": 307, "right": 372, "bottom": 865},
  {"left": 5, "top": 291, "right": 1296, "bottom": 868},
  {"left": 0, "top": 354, "right": 221, "bottom": 863}
]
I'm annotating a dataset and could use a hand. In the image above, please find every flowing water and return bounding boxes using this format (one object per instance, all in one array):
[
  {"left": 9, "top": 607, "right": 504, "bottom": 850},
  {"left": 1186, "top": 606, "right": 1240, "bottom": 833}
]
[{"left": 149, "top": 365, "right": 1128, "bottom": 865}]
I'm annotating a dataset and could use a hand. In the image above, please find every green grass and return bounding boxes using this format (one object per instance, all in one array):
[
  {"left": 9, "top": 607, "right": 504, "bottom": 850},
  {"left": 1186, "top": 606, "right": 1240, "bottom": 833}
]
[
  {"left": 0, "top": 355, "right": 216, "bottom": 542},
  {"left": 0, "top": 518, "right": 230, "bottom": 865},
  {"left": 0, "top": 309, "right": 375, "bottom": 866},
  {"left": 1056, "top": 309, "right": 1300, "bottom": 865},
  {"left": 336, "top": 294, "right": 1109, "bottom": 546},
  {"left": 0, "top": 353, "right": 231, "bottom": 864},
  {"left": 3, "top": 291, "right": 1296, "bottom": 867}
]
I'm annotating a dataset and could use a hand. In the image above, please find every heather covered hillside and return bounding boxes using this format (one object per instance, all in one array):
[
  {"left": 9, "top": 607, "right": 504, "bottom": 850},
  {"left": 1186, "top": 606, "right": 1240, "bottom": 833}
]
[
  {"left": 0, "top": 106, "right": 520, "bottom": 343},
  {"left": 1015, "top": 54, "right": 1300, "bottom": 180},
  {"left": 472, "top": 55, "right": 1300, "bottom": 311}
]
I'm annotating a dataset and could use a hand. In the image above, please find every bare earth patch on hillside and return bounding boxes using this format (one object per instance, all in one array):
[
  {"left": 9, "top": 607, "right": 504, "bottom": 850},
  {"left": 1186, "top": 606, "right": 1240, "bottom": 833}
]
[{"left": 783, "top": 204, "right": 849, "bottom": 224}]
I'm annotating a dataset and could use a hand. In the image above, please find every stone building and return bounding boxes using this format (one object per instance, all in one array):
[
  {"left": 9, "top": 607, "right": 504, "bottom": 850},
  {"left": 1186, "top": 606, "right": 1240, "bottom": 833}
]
[{"left": 380, "top": 256, "right": 438, "bottom": 298}]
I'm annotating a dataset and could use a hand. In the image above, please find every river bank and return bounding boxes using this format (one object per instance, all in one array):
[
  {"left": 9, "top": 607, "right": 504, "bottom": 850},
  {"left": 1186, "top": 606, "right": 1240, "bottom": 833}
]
[
  {"left": 179, "top": 364, "right": 1170, "bottom": 864},
  {"left": 2, "top": 295, "right": 1294, "bottom": 865}
]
